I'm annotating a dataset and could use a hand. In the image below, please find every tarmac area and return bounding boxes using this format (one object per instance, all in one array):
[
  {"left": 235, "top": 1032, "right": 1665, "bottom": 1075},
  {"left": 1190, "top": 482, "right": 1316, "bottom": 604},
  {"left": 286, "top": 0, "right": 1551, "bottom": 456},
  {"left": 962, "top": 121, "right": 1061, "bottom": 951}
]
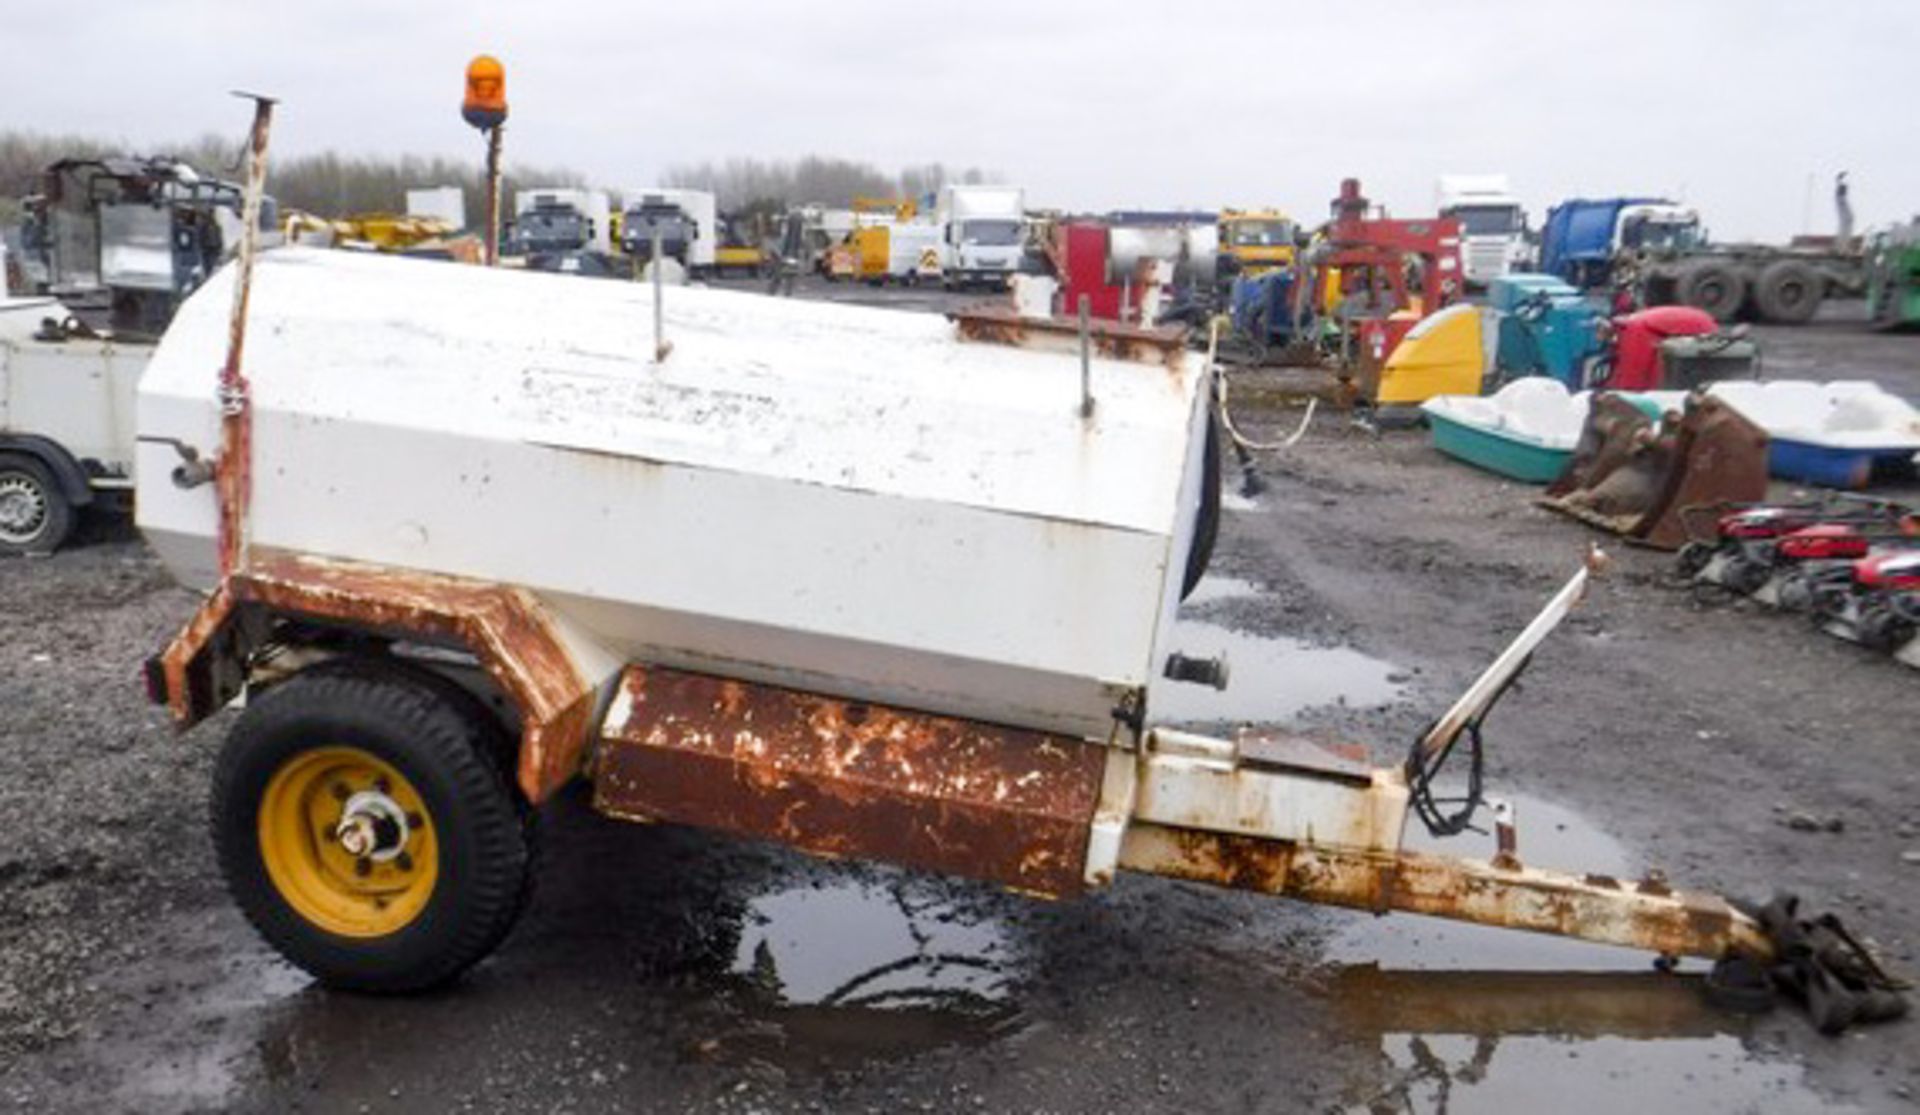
[{"left": 2, "top": 274, "right": 1918, "bottom": 1113}]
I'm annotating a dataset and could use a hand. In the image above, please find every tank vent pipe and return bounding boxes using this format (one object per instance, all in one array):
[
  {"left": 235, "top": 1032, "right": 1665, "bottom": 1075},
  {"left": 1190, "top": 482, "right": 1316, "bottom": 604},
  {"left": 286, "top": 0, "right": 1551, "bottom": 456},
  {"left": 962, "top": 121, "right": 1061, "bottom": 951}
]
[
  {"left": 652, "top": 226, "right": 671, "bottom": 363},
  {"left": 1078, "top": 295, "right": 1095, "bottom": 420}
]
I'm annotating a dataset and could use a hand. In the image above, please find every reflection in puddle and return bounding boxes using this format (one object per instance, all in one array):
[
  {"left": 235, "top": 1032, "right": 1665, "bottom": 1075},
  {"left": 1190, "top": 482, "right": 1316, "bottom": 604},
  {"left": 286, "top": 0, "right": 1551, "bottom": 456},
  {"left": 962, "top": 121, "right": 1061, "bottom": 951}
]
[
  {"left": 732, "top": 880, "right": 1010, "bottom": 1009},
  {"left": 1353, "top": 1033, "right": 1850, "bottom": 1115},
  {"left": 1324, "top": 795, "right": 1858, "bottom": 1113},
  {"left": 1151, "top": 617, "right": 1407, "bottom": 725},
  {"left": 713, "top": 877, "right": 1026, "bottom": 1064}
]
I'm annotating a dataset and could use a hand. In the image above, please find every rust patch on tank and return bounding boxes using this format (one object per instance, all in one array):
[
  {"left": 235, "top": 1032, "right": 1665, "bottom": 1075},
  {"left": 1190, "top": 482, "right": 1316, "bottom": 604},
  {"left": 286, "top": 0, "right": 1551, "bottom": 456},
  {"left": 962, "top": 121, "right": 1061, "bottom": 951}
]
[
  {"left": 949, "top": 304, "right": 1190, "bottom": 371},
  {"left": 593, "top": 665, "right": 1106, "bottom": 898}
]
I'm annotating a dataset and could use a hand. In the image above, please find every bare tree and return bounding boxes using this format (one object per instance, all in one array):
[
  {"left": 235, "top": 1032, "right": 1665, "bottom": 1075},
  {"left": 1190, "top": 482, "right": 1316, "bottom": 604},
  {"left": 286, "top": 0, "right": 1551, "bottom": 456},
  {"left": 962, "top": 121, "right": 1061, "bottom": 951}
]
[{"left": 666, "top": 156, "right": 1001, "bottom": 210}]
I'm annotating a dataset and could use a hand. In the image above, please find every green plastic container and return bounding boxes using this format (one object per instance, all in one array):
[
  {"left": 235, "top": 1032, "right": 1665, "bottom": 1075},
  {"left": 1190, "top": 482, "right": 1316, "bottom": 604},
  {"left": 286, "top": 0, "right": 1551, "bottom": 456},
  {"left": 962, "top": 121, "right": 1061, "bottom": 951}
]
[{"left": 1424, "top": 409, "right": 1572, "bottom": 484}]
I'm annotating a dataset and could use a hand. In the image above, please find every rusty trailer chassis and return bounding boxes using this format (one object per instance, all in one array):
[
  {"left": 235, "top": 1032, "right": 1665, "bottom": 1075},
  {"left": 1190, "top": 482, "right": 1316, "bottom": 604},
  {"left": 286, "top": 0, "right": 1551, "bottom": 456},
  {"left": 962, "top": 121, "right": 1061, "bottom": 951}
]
[{"left": 151, "top": 547, "right": 1770, "bottom": 967}]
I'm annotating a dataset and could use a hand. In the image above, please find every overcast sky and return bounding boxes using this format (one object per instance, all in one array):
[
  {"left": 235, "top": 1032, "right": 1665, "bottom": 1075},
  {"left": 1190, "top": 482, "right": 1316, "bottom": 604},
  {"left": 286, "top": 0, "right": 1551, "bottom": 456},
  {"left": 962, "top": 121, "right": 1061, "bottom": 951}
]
[{"left": 3, "top": 0, "right": 1913, "bottom": 240}]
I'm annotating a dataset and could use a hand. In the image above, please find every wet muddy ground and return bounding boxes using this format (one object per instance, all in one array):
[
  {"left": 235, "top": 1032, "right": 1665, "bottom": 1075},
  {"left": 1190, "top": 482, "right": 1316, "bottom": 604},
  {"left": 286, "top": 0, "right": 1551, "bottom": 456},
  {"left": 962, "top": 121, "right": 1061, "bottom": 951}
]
[{"left": 2, "top": 279, "right": 1918, "bottom": 1112}]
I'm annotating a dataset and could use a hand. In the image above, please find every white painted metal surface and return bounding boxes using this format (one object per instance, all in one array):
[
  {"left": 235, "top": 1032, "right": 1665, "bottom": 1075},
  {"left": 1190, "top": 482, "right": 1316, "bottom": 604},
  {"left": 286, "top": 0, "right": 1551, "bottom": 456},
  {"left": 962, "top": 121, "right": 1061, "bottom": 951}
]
[
  {"left": 138, "top": 248, "right": 1211, "bottom": 739},
  {"left": 1, "top": 299, "right": 147, "bottom": 486}
]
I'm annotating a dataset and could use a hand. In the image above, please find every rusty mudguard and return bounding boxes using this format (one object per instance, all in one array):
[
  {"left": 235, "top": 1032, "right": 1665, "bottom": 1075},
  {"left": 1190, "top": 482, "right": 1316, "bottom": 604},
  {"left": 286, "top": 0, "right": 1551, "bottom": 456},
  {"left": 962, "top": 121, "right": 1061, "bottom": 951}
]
[
  {"left": 153, "top": 549, "right": 602, "bottom": 803},
  {"left": 593, "top": 665, "right": 1108, "bottom": 899},
  {"left": 1540, "top": 393, "right": 1769, "bottom": 550}
]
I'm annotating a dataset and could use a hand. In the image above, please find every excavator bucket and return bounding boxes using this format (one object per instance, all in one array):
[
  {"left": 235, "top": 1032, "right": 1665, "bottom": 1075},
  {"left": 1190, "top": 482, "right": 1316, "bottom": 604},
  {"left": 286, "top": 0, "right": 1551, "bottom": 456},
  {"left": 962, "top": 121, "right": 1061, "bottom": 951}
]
[{"left": 1540, "top": 394, "right": 1770, "bottom": 549}]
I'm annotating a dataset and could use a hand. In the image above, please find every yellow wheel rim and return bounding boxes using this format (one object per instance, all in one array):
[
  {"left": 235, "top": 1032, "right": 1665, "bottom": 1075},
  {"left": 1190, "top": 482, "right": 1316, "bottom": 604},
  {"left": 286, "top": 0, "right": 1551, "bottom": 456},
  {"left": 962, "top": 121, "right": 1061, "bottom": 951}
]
[{"left": 258, "top": 746, "right": 440, "bottom": 938}]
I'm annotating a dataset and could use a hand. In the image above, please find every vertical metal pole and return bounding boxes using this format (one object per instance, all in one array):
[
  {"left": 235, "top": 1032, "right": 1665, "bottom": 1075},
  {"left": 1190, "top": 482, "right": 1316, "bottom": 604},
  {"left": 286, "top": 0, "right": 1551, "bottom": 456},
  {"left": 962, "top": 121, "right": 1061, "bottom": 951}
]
[
  {"left": 1078, "top": 294, "right": 1095, "bottom": 420},
  {"left": 216, "top": 92, "right": 276, "bottom": 578},
  {"left": 484, "top": 125, "right": 503, "bottom": 266},
  {"left": 652, "top": 225, "right": 670, "bottom": 363}
]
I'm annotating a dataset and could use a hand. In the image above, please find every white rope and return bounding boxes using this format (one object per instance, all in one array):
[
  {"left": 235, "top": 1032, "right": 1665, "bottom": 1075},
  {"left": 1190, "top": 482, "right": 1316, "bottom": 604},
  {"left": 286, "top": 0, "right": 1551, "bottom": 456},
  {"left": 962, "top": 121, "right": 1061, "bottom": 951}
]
[{"left": 1207, "top": 317, "right": 1317, "bottom": 452}]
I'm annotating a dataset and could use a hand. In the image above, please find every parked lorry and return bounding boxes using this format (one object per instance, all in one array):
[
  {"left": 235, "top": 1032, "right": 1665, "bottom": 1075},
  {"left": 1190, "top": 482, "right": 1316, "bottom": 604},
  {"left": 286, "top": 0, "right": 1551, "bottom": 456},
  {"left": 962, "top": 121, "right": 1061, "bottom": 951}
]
[
  {"left": 1538, "top": 197, "right": 1701, "bottom": 291},
  {"left": 1631, "top": 176, "right": 1874, "bottom": 324},
  {"left": 2, "top": 156, "right": 265, "bottom": 554},
  {"left": 131, "top": 240, "right": 1825, "bottom": 999},
  {"left": 1435, "top": 175, "right": 1530, "bottom": 287},
  {"left": 619, "top": 187, "right": 717, "bottom": 276},
  {"left": 511, "top": 187, "right": 612, "bottom": 257},
  {"left": 1217, "top": 208, "right": 1296, "bottom": 277},
  {"left": 937, "top": 184, "right": 1025, "bottom": 289}
]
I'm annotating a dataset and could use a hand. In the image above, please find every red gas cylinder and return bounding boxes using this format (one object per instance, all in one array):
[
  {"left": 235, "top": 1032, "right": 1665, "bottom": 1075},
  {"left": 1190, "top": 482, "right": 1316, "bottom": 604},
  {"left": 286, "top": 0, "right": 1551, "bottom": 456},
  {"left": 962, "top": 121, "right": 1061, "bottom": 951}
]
[{"left": 1609, "top": 306, "right": 1718, "bottom": 391}]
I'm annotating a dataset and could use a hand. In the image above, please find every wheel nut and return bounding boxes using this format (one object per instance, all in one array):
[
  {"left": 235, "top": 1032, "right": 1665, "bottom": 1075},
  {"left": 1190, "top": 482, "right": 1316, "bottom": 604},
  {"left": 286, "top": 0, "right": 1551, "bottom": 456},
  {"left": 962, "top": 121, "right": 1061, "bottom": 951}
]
[
  {"left": 395, "top": 852, "right": 413, "bottom": 872},
  {"left": 337, "top": 815, "right": 376, "bottom": 857},
  {"left": 330, "top": 782, "right": 350, "bottom": 801},
  {"left": 354, "top": 858, "right": 371, "bottom": 877}
]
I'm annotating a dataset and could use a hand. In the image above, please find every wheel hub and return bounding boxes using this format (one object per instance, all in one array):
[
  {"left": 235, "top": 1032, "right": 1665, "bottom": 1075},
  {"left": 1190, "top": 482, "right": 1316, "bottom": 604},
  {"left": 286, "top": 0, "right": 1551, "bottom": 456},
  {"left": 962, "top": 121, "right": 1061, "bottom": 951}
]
[
  {"left": 0, "top": 476, "right": 47, "bottom": 540},
  {"left": 335, "top": 790, "right": 411, "bottom": 861},
  {"left": 258, "top": 746, "right": 439, "bottom": 937}
]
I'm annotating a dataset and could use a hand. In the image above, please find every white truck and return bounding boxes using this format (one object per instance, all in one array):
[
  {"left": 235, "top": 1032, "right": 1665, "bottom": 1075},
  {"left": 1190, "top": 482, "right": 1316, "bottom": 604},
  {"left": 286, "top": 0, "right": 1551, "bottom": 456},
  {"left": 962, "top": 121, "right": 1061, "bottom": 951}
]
[
  {"left": 937, "top": 185, "right": 1026, "bottom": 290},
  {"left": 885, "top": 220, "right": 946, "bottom": 283},
  {"left": 512, "top": 187, "right": 612, "bottom": 257},
  {"left": 620, "top": 187, "right": 717, "bottom": 276},
  {"left": 1435, "top": 174, "right": 1530, "bottom": 287}
]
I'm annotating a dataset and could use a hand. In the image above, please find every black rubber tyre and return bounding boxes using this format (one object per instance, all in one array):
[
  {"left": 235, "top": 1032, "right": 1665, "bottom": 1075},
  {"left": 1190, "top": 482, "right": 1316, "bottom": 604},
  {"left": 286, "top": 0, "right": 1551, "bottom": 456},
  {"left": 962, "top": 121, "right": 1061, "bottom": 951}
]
[
  {"left": 1722, "top": 555, "right": 1774, "bottom": 597},
  {"left": 1676, "top": 541, "right": 1716, "bottom": 579},
  {"left": 1754, "top": 261, "right": 1823, "bottom": 324},
  {"left": 0, "top": 452, "right": 75, "bottom": 557},
  {"left": 211, "top": 662, "right": 532, "bottom": 992},
  {"left": 1677, "top": 261, "right": 1747, "bottom": 322}
]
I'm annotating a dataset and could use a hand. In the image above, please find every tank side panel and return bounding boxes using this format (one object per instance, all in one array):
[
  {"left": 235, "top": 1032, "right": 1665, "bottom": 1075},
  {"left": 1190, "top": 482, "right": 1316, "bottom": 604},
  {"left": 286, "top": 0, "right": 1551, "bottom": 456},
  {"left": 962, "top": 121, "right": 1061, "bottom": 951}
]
[{"left": 243, "top": 416, "right": 1167, "bottom": 739}]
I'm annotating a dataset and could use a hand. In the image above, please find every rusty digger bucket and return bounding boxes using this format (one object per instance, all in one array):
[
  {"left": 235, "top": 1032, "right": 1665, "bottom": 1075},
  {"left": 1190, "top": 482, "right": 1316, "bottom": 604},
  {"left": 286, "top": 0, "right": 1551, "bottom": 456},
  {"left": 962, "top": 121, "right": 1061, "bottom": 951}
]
[{"left": 1539, "top": 392, "right": 1770, "bottom": 550}]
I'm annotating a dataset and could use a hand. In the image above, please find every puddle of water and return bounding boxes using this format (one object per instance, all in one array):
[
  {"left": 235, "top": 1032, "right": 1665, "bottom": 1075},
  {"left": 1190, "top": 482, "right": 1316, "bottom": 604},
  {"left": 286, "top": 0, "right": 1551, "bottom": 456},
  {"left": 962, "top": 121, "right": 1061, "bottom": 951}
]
[
  {"left": 1150, "top": 617, "right": 1408, "bottom": 725},
  {"left": 1324, "top": 793, "right": 1861, "bottom": 1114},
  {"left": 712, "top": 876, "right": 1027, "bottom": 1064},
  {"left": 1180, "top": 574, "right": 1263, "bottom": 606},
  {"left": 731, "top": 880, "right": 1011, "bottom": 1011},
  {"left": 1350, "top": 1032, "right": 1855, "bottom": 1115}
]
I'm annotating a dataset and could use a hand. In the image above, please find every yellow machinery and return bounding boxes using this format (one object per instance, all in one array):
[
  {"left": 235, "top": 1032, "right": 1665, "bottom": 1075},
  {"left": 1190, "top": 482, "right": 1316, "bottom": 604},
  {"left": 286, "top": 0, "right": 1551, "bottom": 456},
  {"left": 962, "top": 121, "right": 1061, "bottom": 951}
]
[
  {"left": 1374, "top": 302, "right": 1484, "bottom": 405},
  {"left": 826, "top": 203, "right": 899, "bottom": 282},
  {"left": 1220, "top": 208, "right": 1297, "bottom": 275},
  {"left": 284, "top": 211, "right": 462, "bottom": 253},
  {"left": 714, "top": 213, "right": 770, "bottom": 276}
]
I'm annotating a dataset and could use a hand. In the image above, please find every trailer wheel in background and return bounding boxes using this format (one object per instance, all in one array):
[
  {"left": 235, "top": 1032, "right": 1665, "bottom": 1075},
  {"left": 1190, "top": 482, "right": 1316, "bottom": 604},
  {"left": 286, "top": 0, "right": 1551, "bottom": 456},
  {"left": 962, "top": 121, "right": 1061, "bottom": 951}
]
[
  {"left": 212, "top": 663, "right": 532, "bottom": 992},
  {"left": 0, "top": 452, "right": 75, "bottom": 557},
  {"left": 1754, "top": 261, "right": 1823, "bottom": 324},
  {"left": 1677, "top": 261, "right": 1746, "bottom": 322}
]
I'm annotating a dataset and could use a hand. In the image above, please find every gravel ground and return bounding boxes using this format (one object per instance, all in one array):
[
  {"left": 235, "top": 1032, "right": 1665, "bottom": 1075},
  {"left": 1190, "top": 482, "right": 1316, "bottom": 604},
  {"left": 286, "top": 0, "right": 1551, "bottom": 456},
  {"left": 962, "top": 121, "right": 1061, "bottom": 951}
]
[{"left": 2, "top": 279, "right": 1917, "bottom": 1112}]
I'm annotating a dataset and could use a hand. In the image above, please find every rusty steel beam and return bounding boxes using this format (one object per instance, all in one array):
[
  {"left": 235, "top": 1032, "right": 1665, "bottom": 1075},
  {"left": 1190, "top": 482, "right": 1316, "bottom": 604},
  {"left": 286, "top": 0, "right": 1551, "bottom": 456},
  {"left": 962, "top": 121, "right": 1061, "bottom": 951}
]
[
  {"left": 593, "top": 665, "right": 1107, "bottom": 898},
  {"left": 153, "top": 549, "right": 601, "bottom": 803},
  {"left": 215, "top": 93, "right": 276, "bottom": 578},
  {"left": 1117, "top": 823, "right": 1772, "bottom": 962}
]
